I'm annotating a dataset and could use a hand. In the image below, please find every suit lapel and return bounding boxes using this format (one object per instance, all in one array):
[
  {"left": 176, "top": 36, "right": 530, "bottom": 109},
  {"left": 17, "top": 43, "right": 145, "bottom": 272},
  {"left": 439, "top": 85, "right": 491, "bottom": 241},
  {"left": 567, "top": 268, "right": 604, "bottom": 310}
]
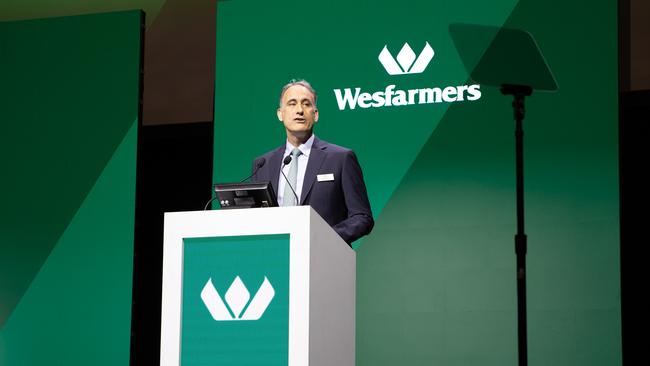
[
  {"left": 268, "top": 146, "right": 285, "bottom": 196},
  {"left": 301, "top": 137, "right": 327, "bottom": 205}
]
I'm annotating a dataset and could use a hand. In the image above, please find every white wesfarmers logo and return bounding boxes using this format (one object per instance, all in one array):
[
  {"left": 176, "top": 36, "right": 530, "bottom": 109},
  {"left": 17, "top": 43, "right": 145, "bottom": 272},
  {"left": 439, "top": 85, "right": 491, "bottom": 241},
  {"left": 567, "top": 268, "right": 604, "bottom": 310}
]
[
  {"left": 333, "top": 41, "right": 482, "bottom": 111},
  {"left": 378, "top": 42, "right": 434, "bottom": 75},
  {"left": 201, "top": 276, "right": 275, "bottom": 321}
]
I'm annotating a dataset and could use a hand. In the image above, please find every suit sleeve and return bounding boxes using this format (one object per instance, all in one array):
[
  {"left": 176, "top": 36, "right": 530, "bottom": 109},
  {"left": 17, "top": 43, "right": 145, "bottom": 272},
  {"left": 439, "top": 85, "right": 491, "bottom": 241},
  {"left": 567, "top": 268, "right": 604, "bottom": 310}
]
[
  {"left": 332, "top": 150, "right": 374, "bottom": 244},
  {"left": 251, "top": 158, "right": 260, "bottom": 182}
]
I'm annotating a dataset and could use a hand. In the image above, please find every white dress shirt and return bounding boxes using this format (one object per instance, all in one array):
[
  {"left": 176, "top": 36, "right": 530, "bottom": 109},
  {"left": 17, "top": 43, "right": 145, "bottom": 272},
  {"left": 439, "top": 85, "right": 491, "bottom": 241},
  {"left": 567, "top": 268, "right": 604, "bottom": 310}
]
[{"left": 277, "top": 134, "right": 314, "bottom": 206}]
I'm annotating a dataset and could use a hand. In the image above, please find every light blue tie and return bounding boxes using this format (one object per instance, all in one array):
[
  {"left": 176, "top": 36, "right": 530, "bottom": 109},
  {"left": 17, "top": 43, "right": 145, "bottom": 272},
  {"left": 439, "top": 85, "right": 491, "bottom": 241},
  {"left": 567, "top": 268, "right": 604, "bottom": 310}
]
[{"left": 282, "top": 148, "right": 301, "bottom": 206}]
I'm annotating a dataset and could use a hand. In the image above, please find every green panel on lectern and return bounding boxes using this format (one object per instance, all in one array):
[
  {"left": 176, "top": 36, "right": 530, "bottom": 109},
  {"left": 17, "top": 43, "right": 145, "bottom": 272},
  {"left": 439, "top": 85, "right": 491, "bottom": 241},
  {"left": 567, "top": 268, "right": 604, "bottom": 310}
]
[{"left": 181, "top": 234, "right": 290, "bottom": 365}]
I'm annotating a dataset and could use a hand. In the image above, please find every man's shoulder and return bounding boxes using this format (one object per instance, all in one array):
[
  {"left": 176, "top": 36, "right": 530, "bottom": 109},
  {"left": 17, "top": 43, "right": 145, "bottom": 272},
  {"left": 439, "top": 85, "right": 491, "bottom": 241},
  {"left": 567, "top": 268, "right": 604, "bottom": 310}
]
[{"left": 315, "top": 138, "right": 354, "bottom": 155}]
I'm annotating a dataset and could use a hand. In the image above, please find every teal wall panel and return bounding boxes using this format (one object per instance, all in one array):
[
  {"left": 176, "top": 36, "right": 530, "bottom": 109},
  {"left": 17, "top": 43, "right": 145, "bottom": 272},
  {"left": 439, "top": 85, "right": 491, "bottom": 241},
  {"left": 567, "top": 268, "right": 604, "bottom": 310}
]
[{"left": 0, "top": 10, "right": 141, "bottom": 365}]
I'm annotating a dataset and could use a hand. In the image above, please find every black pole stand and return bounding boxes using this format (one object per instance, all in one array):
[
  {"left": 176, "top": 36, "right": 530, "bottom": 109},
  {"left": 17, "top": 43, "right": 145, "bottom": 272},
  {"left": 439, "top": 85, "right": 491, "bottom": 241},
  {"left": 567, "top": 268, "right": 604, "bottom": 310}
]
[{"left": 500, "top": 84, "right": 533, "bottom": 366}]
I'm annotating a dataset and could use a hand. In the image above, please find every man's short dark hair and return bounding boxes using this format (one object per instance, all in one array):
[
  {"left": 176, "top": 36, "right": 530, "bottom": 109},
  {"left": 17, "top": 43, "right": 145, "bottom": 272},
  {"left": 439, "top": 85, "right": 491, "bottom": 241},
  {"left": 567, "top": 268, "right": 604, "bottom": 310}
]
[{"left": 279, "top": 79, "right": 318, "bottom": 107}]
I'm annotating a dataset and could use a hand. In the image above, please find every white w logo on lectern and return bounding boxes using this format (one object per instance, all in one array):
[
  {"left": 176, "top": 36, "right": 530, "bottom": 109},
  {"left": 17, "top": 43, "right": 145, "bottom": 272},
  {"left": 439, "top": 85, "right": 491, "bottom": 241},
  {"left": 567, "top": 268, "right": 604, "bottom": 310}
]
[
  {"left": 201, "top": 276, "right": 275, "bottom": 321},
  {"left": 378, "top": 42, "right": 435, "bottom": 75}
]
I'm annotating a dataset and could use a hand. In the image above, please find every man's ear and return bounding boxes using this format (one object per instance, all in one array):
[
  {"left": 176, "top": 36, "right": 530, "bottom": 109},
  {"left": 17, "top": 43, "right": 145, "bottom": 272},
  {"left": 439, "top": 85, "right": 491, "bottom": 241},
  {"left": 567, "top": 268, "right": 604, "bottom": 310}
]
[
  {"left": 276, "top": 107, "right": 283, "bottom": 122},
  {"left": 314, "top": 108, "right": 319, "bottom": 123}
]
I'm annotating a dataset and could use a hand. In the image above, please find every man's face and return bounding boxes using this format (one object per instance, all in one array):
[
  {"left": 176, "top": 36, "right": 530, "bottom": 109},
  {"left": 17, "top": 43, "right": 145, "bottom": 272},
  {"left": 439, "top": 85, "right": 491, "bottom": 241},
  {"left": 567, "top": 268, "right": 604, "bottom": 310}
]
[{"left": 277, "top": 85, "right": 319, "bottom": 137}]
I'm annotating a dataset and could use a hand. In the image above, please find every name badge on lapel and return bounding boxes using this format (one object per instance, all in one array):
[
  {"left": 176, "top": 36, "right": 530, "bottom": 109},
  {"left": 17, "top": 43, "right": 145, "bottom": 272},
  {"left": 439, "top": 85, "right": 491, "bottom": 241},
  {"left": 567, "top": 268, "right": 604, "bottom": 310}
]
[{"left": 317, "top": 173, "right": 334, "bottom": 182}]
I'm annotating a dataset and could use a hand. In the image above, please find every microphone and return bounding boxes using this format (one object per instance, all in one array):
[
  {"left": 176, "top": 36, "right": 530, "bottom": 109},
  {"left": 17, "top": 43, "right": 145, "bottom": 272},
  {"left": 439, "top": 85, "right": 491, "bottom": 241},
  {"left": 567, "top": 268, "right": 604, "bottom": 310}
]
[
  {"left": 280, "top": 154, "right": 300, "bottom": 205},
  {"left": 239, "top": 157, "right": 266, "bottom": 183},
  {"left": 204, "top": 157, "right": 267, "bottom": 210}
]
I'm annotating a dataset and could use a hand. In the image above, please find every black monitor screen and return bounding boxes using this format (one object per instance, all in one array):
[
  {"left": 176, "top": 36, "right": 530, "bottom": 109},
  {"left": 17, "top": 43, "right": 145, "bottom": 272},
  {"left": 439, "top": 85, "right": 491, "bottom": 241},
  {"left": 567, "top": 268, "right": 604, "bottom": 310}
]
[{"left": 213, "top": 181, "right": 277, "bottom": 209}]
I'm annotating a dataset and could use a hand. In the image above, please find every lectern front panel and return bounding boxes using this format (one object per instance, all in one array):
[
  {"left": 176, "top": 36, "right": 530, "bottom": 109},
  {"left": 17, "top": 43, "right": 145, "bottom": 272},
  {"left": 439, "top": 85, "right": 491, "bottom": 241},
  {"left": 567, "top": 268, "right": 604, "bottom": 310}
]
[{"left": 181, "top": 234, "right": 290, "bottom": 365}]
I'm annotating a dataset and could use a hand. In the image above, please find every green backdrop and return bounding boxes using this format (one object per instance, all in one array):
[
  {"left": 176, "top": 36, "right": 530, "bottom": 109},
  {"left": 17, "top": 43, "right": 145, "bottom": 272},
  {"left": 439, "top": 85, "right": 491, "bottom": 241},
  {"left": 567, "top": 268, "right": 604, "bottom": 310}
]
[
  {"left": 213, "top": 0, "right": 620, "bottom": 365},
  {"left": 0, "top": 11, "right": 142, "bottom": 365}
]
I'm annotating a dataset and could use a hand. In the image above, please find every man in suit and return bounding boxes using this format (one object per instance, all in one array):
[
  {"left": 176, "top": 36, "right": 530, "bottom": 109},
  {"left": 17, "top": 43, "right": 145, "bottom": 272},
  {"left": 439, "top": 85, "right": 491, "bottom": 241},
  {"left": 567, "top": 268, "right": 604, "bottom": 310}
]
[{"left": 252, "top": 79, "right": 373, "bottom": 244}]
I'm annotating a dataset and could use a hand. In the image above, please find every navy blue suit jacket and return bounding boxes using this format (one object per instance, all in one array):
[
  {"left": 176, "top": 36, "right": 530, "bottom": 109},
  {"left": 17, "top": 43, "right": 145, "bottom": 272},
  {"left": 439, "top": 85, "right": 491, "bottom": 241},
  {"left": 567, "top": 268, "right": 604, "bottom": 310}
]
[{"left": 252, "top": 137, "right": 374, "bottom": 244}]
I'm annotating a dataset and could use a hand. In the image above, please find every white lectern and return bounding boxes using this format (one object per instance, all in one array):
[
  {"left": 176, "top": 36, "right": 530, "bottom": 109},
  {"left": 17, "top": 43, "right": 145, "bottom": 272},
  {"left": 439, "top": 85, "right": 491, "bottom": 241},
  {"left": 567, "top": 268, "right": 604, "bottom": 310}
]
[{"left": 160, "top": 206, "right": 355, "bottom": 366}]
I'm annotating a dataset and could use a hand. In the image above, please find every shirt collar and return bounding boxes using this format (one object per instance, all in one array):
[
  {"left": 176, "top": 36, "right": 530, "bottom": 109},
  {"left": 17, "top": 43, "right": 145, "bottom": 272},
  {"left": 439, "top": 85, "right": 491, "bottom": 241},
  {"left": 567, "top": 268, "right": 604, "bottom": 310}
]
[{"left": 285, "top": 134, "right": 315, "bottom": 158}]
